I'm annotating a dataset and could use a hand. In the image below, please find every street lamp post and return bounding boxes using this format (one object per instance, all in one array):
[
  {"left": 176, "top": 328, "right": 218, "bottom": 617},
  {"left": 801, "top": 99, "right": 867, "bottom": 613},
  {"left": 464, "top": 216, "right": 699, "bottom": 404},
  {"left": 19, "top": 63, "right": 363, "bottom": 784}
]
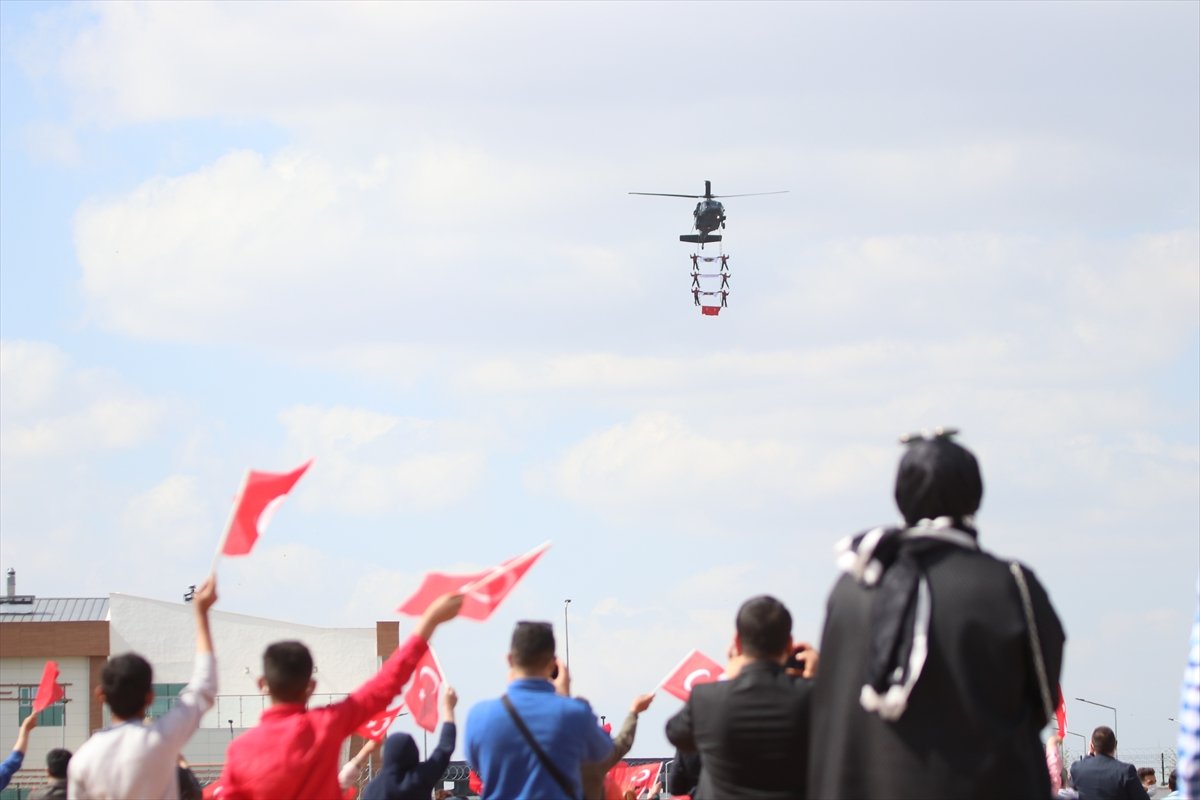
[
  {"left": 564, "top": 599, "right": 572, "bottom": 674},
  {"left": 1075, "top": 697, "right": 1118, "bottom": 738}
]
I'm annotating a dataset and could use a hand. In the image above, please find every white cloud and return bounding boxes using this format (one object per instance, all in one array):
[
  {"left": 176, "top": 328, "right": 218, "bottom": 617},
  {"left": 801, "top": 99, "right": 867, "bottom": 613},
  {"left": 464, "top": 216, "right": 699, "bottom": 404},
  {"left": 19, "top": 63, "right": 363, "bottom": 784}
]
[
  {"left": 0, "top": 340, "right": 166, "bottom": 460},
  {"left": 120, "top": 474, "right": 211, "bottom": 552},
  {"left": 277, "top": 405, "right": 487, "bottom": 515},
  {"left": 20, "top": 121, "right": 82, "bottom": 166},
  {"left": 551, "top": 413, "right": 887, "bottom": 518}
]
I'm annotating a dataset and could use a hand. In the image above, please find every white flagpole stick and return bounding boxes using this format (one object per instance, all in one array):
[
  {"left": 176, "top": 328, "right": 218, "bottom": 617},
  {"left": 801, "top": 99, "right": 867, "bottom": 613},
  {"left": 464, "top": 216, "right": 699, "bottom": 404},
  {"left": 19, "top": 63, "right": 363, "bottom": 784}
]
[
  {"left": 209, "top": 469, "right": 250, "bottom": 577},
  {"left": 459, "top": 540, "right": 553, "bottom": 594},
  {"left": 653, "top": 649, "right": 699, "bottom": 695},
  {"left": 428, "top": 645, "right": 447, "bottom": 682}
]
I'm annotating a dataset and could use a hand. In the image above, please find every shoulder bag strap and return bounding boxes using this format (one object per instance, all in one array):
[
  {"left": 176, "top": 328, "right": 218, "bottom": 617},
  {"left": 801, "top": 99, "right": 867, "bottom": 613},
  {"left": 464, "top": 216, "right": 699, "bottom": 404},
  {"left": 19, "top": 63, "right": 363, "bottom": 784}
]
[
  {"left": 501, "top": 694, "right": 580, "bottom": 800},
  {"left": 1009, "top": 561, "right": 1056, "bottom": 723}
]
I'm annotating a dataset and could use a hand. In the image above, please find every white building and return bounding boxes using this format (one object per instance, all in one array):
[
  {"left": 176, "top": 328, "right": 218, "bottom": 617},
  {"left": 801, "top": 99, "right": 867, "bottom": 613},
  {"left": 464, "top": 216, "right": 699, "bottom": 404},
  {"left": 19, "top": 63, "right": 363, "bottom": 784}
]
[{"left": 1, "top": 571, "right": 398, "bottom": 793}]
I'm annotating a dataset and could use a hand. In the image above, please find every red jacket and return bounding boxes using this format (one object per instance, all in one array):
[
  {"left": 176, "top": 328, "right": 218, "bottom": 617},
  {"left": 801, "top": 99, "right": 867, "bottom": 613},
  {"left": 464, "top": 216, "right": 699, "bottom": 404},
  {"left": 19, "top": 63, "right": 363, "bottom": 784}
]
[{"left": 220, "top": 634, "right": 429, "bottom": 800}]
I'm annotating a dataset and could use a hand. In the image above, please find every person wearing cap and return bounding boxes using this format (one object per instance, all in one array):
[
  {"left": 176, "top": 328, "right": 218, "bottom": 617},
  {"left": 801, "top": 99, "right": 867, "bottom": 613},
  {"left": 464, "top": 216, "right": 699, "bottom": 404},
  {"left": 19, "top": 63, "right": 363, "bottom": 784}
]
[{"left": 807, "top": 429, "right": 1066, "bottom": 799}]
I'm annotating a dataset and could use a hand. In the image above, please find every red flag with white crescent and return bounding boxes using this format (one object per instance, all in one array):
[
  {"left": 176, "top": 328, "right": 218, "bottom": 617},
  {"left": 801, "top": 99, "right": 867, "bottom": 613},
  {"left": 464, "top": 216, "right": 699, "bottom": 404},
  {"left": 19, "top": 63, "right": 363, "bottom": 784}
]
[
  {"left": 659, "top": 650, "right": 723, "bottom": 702},
  {"left": 32, "top": 660, "right": 65, "bottom": 714},
  {"left": 404, "top": 648, "right": 444, "bottom": 732},
  {"left": 221, "top": 460, "right": 312, "bottom": 556},
  {"left": 621, "top": 762, "right": 663, "bottom": 798},
  {"left": 397, "top": 542, "right": 551, "bottom": 621},
  {"left": 354, "top": 704, "right": 405, "bottom": 742},
  {"left": 1055, "top": 686, "right": 1066, "bottom": 738}
]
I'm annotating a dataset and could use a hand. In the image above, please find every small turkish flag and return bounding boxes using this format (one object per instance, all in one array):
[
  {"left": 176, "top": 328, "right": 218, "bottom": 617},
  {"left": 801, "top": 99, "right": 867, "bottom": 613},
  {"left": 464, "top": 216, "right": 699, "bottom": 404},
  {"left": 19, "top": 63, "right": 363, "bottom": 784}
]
[
  {"left": 700, "top": 306, "right": 720, "bottom": 316},
  {"left": 201, "top": 778, "right": 223, "bottom": 799},
  {"left": 659, "top": 650, "right": 723, "bottom": 702},
  {"left": 405, "top": 648, "right": 444, "bottom": 732},
  {"left": 397, "top": 542, "right": 551, "bottom": 621},
  {"left": 469, "top": 770, "right": 484, "bottom": 796},
  {"left": 32, "top": 660, "right": 65, "bottom": 714},
  {"left": 1055, "top": 686, "right": 1066, "bottom": 738},
  {"left": 355, "top": 704, "right": 405, "bottom": 742},
  {"left": 620, "top": 762, "right": 663, "bottom": 798},
  {"left": 221, "top": 460, "right": 312, "bottom": 556}
]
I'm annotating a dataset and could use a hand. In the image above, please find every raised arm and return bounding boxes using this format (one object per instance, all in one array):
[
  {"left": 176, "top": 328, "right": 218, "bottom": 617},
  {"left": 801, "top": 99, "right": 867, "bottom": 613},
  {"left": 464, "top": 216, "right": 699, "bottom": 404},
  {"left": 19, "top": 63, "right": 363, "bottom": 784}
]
[
  {"left": 156, "top": 576, "right": 218, "bottom": 751},
  {"left": 413, "top": 687, "right": 459, "bottom": 788},
  {"left": 602, "top": 692, "right": 655, "bottom": 770},
  {"left": 0, "top": 714, "right": 37, "bottom": 789},
  {"left": 337, "top": 593, "right": 463, "bottom": 735},
  {"left": 193, "top": 576, "right": 217, "bottom": 654}
]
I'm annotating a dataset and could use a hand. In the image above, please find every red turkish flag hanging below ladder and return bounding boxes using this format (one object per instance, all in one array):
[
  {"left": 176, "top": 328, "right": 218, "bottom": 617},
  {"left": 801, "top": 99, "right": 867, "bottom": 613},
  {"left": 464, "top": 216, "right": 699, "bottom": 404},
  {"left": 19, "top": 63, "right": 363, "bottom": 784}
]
[
  {"left": 405, "top": 647, "right": 444, "bottom": 732},
  {"left": 658, "top": 649, "right": 723, "bottom": 702},
  {"left": 221, "top": 460, "right": 312, "bottom": 556},
  {"left": 32, "top": 660, "right": 64, "bottom": 714}
]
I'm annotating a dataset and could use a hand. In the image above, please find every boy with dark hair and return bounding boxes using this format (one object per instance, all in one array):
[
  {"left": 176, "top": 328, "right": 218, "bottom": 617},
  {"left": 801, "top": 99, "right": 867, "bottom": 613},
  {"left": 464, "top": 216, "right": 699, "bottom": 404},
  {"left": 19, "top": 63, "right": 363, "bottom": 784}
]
[
  {"left": 29, "top": 748, "right": 70, "bottom": 800},
  {"left": 219, "top": 592, "right": 463, "bottom": 800},
  {"left": 261, "top": 641, "right": 314, "bottom": 702},
  {"left": 69, "top": 577, "right": 218, "bottom": 799}
]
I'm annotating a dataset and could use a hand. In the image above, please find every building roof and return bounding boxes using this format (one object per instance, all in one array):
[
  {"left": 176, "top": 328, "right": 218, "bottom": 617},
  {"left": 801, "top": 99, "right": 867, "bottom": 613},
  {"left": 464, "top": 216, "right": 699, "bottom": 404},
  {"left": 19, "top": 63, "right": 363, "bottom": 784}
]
[{"left": 0, "top": 597, "right": 109, "bottom": 623}]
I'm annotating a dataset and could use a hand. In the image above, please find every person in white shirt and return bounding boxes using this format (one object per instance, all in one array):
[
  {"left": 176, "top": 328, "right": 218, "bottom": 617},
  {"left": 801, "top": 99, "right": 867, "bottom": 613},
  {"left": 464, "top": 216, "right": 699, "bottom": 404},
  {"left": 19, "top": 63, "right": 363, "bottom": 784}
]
[{"left": 68, "top": 577, "right": 217, "bottom": 800}]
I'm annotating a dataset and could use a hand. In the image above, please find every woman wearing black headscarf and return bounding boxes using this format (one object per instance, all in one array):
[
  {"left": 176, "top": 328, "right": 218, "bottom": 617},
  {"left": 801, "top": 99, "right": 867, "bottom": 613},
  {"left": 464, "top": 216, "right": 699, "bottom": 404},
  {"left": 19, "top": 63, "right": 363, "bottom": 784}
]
[
  {"left": 807, "top": 431, "right": 1065, "bottom": 799},
  {"left": 361, "top": 689, "right": 457, "bottom": 800}
]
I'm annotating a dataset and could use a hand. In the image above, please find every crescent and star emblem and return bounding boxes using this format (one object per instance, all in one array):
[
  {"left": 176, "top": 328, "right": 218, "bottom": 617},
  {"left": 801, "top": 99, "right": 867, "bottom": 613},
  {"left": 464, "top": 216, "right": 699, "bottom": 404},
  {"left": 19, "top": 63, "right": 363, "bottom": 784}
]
[
  {"left": 417, "top": 665, "right": 441, "bottom": 703},
  {"left": 682, "top": 668, "right": 711, "bottom": 691}
]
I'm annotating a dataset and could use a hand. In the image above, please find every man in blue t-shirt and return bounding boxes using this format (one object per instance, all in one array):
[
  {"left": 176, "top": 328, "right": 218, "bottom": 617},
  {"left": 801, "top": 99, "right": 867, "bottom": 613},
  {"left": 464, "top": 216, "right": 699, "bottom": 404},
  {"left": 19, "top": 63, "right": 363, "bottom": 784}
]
[{"left": 466, "top": 621, "right": 612, "bottom": 800}]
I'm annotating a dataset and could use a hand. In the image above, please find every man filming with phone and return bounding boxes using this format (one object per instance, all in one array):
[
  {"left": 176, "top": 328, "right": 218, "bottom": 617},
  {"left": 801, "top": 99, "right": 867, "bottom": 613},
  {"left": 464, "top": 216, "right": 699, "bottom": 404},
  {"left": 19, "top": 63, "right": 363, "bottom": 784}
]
[
  {"left": 666, "top": 595, "right": 816, "bottom": 799},
  {"left": 466, "top": 621, "right": 612, "bottom": 800}
]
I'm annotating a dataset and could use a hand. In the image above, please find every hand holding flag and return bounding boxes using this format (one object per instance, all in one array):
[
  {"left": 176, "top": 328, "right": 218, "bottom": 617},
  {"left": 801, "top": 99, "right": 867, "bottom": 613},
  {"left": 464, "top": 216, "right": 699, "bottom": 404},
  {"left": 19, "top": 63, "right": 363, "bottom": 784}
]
[{"left": 32, "top": 660, "right": 65, "bottom": 714}]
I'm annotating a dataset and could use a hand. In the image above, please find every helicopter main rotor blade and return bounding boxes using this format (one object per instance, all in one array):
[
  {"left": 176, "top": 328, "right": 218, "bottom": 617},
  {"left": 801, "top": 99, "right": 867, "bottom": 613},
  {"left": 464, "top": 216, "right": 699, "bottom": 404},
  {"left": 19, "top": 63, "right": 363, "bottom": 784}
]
[
  {"left": 628, "top": 192, "right": 703, "bottom": 198},
  {"left": 710, "top": 191, "right": 790, "bottom": 198}
]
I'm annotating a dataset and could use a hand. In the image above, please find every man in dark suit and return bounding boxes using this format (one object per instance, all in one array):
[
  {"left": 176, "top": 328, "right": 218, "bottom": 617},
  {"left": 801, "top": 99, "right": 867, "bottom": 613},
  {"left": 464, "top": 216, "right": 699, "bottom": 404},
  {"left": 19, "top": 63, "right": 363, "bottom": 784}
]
[
  {"left": 665, "top": 595, "right": 812, "bottom": 799},
  {"left": 1070, "top": 726, "right": 1150, "bottom": 800}
]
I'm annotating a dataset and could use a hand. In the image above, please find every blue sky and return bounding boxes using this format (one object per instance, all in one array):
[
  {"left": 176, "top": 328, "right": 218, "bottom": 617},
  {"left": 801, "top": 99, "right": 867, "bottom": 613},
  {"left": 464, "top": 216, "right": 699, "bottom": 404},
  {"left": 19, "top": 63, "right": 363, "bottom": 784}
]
[{"left": 1, "top": 0, "right": 1197, "bottom": 761}]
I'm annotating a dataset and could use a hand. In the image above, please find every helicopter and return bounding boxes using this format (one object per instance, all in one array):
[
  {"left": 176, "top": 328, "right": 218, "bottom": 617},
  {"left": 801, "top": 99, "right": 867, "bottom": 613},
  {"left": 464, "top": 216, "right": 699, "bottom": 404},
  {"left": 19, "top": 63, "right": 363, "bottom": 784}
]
[{"left": 629, "top": 180, "right": 787, "bottom": 247}]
